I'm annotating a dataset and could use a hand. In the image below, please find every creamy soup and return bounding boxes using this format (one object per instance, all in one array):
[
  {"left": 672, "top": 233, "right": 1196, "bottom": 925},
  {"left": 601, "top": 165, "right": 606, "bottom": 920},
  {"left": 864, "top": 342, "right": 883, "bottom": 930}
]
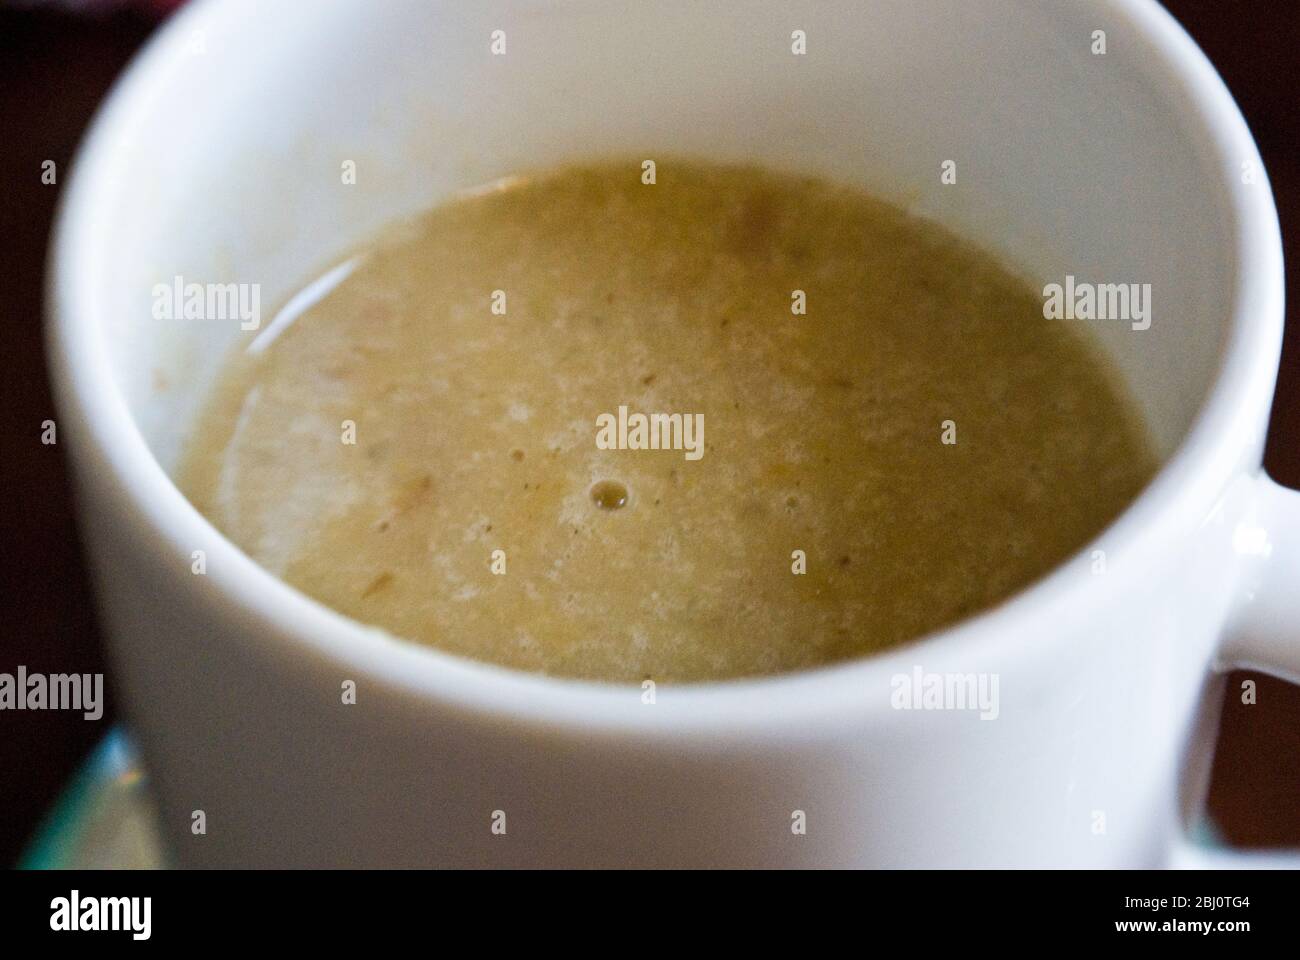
[{"left": 177, "top": 160, "right": 1157, "bottom": 683}]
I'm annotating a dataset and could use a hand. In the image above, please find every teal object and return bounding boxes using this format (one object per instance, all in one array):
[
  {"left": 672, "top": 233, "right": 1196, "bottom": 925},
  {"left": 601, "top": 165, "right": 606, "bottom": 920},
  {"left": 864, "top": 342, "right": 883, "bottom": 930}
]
[{"left": 21, "top": 729, "right": 165, "bottom": 870}]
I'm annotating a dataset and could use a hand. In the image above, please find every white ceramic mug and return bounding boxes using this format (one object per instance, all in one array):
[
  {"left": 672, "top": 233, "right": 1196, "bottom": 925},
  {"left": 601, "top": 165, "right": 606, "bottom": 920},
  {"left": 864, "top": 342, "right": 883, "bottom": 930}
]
[{"left": 49, "top": 0, "right": 1297, "bottom": 867}]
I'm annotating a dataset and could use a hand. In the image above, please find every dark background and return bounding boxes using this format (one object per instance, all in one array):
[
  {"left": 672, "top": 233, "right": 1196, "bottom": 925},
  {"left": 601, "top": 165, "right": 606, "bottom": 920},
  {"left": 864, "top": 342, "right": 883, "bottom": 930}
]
[{"left": 1, "top": 1, "right": 1297, "bottom": 867}]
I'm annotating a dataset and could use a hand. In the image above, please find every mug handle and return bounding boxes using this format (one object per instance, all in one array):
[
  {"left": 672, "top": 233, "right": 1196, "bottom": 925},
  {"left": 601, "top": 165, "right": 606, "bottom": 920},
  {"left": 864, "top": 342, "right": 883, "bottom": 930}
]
[{"left": 1171, "top": 473, "right": 1300, "bottom": 868}]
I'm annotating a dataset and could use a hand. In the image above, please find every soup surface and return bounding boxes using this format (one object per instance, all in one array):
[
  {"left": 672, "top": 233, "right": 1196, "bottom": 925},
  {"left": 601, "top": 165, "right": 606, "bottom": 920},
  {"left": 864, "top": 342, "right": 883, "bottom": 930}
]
[{"left": 178, "top": 160, "right": 1157, "bottom": 682}]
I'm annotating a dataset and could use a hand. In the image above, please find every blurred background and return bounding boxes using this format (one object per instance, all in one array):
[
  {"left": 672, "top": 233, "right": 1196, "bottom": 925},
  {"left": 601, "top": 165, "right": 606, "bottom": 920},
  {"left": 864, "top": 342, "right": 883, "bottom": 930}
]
[{"left": 1, "top": 0, "right": 1297, "bottom": 867}]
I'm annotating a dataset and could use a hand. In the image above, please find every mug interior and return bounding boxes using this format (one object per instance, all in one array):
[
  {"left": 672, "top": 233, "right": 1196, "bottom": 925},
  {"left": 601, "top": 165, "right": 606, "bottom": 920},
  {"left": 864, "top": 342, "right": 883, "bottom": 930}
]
[{"left": 93, "top": 0, "right": 1236, "bottom": 468}]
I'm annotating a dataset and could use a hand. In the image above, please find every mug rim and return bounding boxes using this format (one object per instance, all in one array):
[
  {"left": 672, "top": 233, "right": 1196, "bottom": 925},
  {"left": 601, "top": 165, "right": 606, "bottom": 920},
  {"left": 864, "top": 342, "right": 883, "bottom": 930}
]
[{"left": 47, "top": 0, "right": 1285, "bottom": 734}]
